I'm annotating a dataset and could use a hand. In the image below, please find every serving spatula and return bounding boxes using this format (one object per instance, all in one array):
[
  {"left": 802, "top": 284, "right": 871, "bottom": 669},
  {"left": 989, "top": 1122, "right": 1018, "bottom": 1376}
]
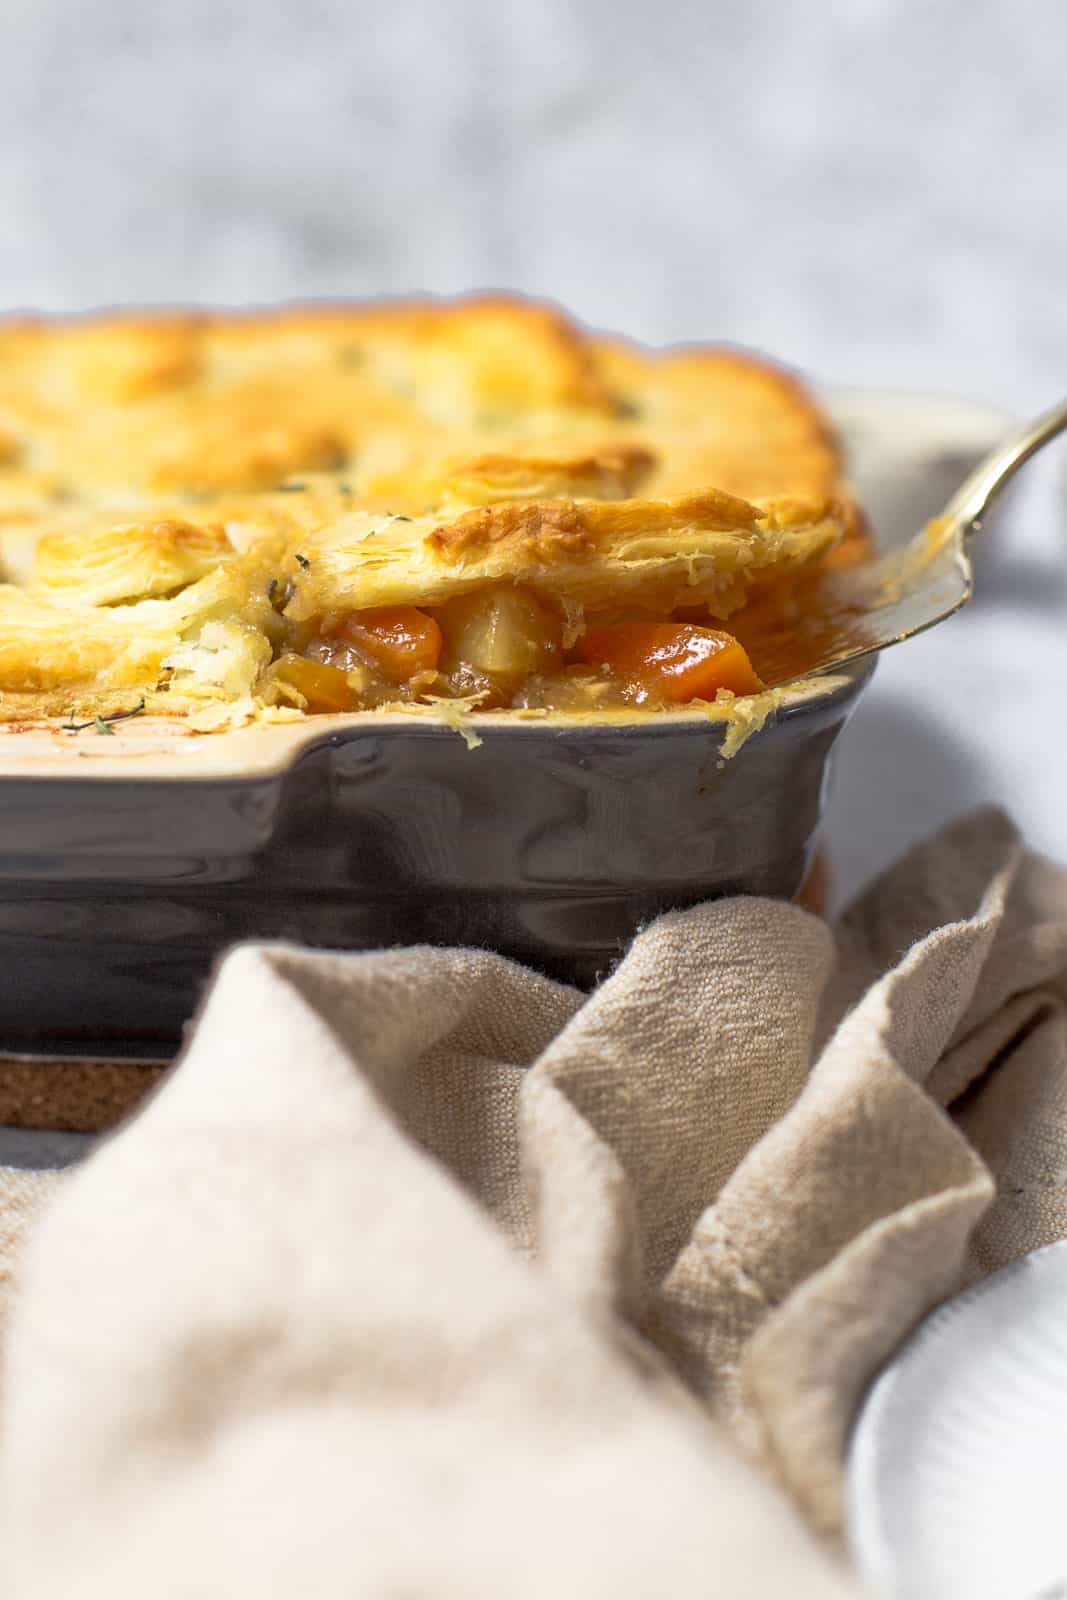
[{"left": 771, "top": 397, "right": 1067, "bottom": 687}]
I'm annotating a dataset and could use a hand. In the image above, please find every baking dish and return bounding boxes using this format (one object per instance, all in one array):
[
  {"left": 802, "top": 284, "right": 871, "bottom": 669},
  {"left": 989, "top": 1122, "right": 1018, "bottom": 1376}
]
[
  {"left": 0, "top": 383, "right": 1010, "bottom": 1059},
  {"left": 0, "top": 665, "right": 870, "bottom": 1058}
]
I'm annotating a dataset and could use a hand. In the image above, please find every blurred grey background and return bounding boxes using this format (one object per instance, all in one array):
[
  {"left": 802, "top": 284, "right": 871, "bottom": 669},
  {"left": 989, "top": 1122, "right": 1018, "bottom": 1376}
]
[
  {"left": 2, "top": 0, "right": 1066, "bottom": 411},
  {"left": 1, "top": 0, "right": 1065, "bottom": 904}
]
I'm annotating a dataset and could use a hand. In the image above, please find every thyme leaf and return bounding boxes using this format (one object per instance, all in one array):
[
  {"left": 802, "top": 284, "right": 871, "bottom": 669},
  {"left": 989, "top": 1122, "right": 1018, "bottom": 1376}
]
[{"left": 62, "top": 698, "right": 147, "bottom": 735}]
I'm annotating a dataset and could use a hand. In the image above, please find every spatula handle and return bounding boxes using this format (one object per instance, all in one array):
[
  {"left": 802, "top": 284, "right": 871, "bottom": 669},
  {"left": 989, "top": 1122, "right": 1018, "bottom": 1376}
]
[{"left": 941, "top": 397, "right": 1067, "bottom": 538}]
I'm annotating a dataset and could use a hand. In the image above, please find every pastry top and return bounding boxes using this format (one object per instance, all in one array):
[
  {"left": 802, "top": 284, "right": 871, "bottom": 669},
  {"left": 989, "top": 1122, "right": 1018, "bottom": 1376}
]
[
  {"left": 0, "top": 294, "right": 860, "bottom": 722},
  {"left": 0, "top": 296, "right": 844, "bottom": 505}
]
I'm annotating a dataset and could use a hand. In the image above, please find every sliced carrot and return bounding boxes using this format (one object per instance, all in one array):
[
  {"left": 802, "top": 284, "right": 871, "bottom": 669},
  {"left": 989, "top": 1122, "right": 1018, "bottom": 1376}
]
[
  {"left": 330, "top": 606, "right": 443, "bottom": 681},
  {"left": 273, "top": 653, "right": 353, "bottom": 713},
  {"left": 577, "top": 622, "right": 762, "bottom": 702}
]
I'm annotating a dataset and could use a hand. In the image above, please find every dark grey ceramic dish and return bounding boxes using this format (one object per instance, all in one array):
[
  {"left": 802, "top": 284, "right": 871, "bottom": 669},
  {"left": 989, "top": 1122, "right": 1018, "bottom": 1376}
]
[
  {"left": 0, "top": 662, "right": 872, "bottom": 1059},
  {"left": 5, "top": 385, "right": 1019, "bottom": 1063}
]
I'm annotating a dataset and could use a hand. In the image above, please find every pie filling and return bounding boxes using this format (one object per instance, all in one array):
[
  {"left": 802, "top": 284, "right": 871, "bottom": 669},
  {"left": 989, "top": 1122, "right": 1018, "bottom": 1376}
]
[{"left": 264, "top": 586, "right": 763, "bottom": 716}]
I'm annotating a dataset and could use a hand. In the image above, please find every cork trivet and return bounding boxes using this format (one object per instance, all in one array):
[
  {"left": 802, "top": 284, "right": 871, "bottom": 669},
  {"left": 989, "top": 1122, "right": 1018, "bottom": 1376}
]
[
  {"left": 794, "top": 849, "right": 828, "bottom": 918},
  {"left": 0, "top": 1058, "right": 167, "bottom": 1134}
]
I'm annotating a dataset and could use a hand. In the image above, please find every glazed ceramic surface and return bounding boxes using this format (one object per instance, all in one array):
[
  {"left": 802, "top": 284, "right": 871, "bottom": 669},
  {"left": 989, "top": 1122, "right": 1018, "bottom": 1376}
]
[
  {"left": 0, "top": 665, "right": 869, "bottom": 1055},
  {"left": 3, "top": 384, "right": 1013, "bottom": 1058}
]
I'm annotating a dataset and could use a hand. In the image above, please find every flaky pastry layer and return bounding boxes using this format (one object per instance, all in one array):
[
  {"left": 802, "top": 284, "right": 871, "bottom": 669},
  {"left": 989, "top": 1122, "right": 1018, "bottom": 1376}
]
[{"left": 0, "top": 294, "right": 862, "bottom": 722}]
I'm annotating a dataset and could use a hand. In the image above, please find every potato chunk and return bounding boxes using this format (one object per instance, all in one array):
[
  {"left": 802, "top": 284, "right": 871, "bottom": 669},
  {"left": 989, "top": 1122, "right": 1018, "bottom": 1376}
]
[{"left": 435, "top": 584, "right": 562, "bottom": 697}]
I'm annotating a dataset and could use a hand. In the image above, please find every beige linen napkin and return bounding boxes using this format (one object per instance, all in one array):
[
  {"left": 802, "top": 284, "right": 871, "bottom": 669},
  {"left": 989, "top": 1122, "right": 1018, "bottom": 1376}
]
[{"left": 1, "top": 807, "right": 1066, "bottom": 1596}]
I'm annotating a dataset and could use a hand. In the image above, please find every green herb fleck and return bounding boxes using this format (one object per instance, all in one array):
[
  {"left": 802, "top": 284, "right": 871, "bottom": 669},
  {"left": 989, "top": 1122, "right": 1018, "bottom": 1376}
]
[
  {"left": 276, "top": 482, "right": 308, "bottom": 494},
  {"left": 62, "top": 698, "right": 147, "bottom": 735}
]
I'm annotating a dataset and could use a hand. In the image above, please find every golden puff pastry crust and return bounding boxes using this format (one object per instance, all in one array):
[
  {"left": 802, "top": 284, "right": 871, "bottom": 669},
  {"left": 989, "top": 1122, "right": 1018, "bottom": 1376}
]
[
  {"left": 284, "top": 490, "right": 845, "bottom": 622},
  {"left": 0, "top": 294, "right": 862, "bottom": 724}
]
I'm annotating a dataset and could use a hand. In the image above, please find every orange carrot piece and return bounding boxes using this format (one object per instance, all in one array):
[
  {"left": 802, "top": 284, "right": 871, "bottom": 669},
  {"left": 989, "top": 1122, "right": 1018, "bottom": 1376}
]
[
  {"left": 577, "top": 622, "right": 762, "bottom": 701},
  {"left": 332, "top": 606, "right": 443, "bottom": 681},
  {"left": 274, "top": 654, "right": 353, "bottom": 713}
]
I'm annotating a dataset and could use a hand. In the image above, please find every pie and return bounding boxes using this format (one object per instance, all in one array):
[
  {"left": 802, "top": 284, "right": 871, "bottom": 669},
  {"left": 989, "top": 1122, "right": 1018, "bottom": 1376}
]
[{"left": 0, "top": 296, "right": 863, "bottom": 728}]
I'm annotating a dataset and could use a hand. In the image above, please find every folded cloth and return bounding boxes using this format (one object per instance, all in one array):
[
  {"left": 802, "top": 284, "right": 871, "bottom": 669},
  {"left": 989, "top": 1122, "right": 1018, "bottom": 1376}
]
[{"left": 1, "top": 807, "right": 1066, "bottom": 1597}]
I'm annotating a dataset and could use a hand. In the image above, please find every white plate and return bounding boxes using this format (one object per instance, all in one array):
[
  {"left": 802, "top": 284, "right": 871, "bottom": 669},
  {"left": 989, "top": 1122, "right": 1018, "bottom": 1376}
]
[{"left": 848, "top": 1240, "right": 1067, "bottom": 1600}]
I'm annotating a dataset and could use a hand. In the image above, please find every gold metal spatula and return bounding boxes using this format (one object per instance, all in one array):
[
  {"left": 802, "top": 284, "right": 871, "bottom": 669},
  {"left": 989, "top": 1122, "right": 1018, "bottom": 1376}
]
[{"left": 772, "top": 397, "right": 1067, "bottom": 688}]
